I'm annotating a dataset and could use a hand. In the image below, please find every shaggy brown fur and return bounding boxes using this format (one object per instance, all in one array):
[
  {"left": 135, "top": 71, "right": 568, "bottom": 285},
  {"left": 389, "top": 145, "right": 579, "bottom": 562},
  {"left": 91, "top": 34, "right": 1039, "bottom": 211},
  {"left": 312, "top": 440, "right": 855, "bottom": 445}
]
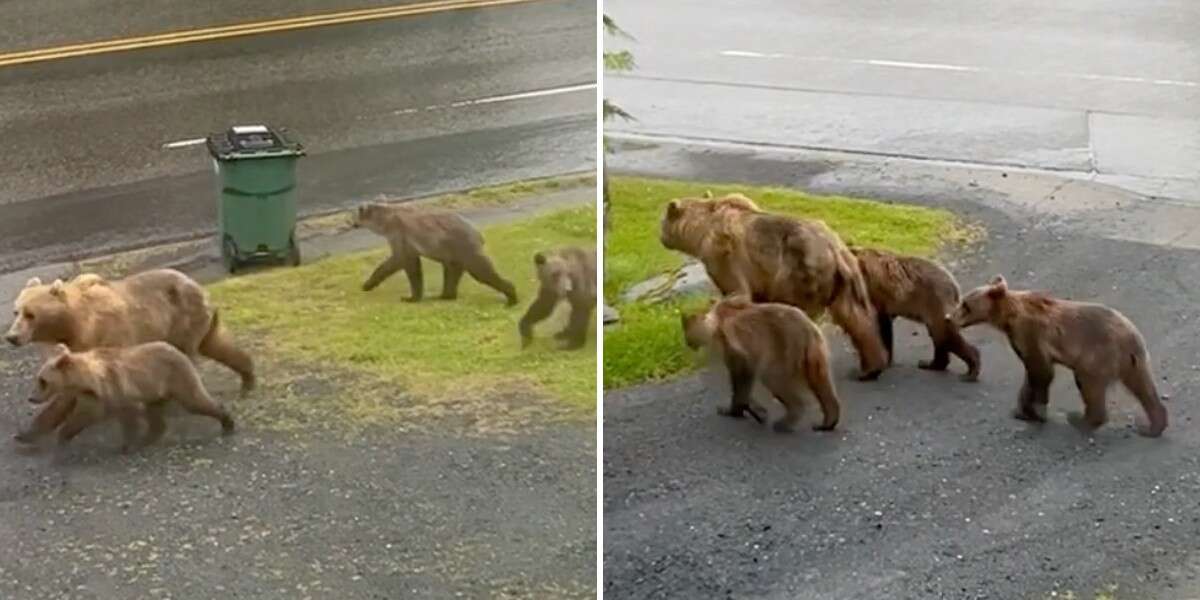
[
  {"left": 6, "top": 270, "right": 254, "bottom": 443},
  {"left": 353, "top": 202, "right": 518, "bottom": 305},
  {"left": 29, "top": 343, "right": 234, "bottom": 452},
  {"left": 951, "top": 275, "right": 1167, "bottom": 437},
  {"left": 661, "top": 193, "right": 888, "bottom": 379},
  {"left": 519, "top": 246, "right": 596, "bottom": 350},
  {"left": 852, "top": 247, "right": 980, "bottom": 381},
  {"left": 682, "top": 295, "right": 841, "bottom": 433}
]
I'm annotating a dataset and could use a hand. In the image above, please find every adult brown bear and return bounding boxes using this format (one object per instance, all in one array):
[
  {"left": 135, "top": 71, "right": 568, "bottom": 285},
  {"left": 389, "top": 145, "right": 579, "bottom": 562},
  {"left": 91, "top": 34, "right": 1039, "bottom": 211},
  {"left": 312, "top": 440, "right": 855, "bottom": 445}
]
[{"left": 660, "top": 193, "right": 888, "bottom": 379}]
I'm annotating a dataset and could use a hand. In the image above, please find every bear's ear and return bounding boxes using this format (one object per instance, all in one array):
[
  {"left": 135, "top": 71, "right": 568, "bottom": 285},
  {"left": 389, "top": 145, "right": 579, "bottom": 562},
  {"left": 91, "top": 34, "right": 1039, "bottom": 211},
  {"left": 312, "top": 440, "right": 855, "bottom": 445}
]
[
  {"left": 53, "top": 352, "right": 72, "bottom": 369},
  {"left": 48, "top": 280, "right": 65, "bottom": 297},
  {"left": 24, "top": 277, "right": 42, "bottom": 289},
  {"left": 666, "top": 199, "right": 682, "bottom": 218},
  {"left": 987, "top": 275, "right": 1008, "bottom": 297},
  {"left": 533, "top": 252, "right": 547, "bottom": 266},
  {"left": 53, "top": 343, "right": 69, "bottom": 355}
]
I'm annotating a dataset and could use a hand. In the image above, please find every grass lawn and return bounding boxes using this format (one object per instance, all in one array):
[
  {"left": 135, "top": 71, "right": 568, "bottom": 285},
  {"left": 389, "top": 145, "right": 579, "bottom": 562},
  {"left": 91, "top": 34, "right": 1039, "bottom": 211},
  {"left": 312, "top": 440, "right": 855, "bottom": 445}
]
[
  {"left": 603, "top": 176, "right": 977, "bottom": 389},
  {"left": 208, "top": 204, "right": 596, "bottom": 416}
]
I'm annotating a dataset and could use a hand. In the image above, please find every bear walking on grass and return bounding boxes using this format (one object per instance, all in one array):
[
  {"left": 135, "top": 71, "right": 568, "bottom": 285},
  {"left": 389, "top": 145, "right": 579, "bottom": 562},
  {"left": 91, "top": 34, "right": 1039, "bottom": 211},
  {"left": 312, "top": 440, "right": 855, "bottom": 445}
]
[
  {"left": 353, "top": 202, "right": 519, "bottom": 306},
  {"left": 519, "top": 246, "right": 596, "bottom": 350}
]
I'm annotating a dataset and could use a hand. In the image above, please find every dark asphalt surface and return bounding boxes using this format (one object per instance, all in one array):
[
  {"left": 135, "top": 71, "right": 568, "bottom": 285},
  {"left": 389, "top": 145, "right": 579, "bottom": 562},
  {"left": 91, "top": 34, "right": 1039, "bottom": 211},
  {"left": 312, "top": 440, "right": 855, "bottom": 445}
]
[
  {"left": 0, "top": 0, "right": 595, "bottom": 273},
  {"left": 0, "top": 351, "right": 596, "bottom": 599},
  {"left": 603, "top": 152, "right": 1200, "bottom": 599}
]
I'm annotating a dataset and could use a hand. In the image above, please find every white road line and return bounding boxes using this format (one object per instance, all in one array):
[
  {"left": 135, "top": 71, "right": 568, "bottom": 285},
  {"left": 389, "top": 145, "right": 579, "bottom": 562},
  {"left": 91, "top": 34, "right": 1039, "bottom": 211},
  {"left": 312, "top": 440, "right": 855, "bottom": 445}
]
[
  {"left": 162, "top": 137, "right": 207, "bottom": 149},
  {"left": 166, "top": 82, "right": 595, "bottom": 148},
  {"left": 862, "top": 59, "right": 976, "bottom": 72},
  {"left": 398, "top": 82, "right": 595, "bottom": 114},
  {"left": 718, "top": 50, "right": 1199, "bottom": 88}
]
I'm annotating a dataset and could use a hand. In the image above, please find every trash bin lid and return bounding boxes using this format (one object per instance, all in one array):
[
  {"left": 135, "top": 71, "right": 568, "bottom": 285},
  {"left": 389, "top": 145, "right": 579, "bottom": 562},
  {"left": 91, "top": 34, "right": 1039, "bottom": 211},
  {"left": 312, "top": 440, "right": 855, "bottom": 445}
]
[{"left": 207, "top": 124, "right": 305, "bottom": 160}]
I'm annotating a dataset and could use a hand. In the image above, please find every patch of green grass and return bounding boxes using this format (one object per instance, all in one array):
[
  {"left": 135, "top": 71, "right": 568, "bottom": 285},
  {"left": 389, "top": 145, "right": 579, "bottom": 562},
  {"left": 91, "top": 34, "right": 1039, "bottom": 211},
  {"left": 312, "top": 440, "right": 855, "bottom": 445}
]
[
  {"left": 209, "top": 205, "right": 596, "bottom": 414},
  {"left": 431, "top": 173, "right": 595, "bottom": 210},
  {"left": 603, "top": 176, "right": 974, "bottom": 389}
]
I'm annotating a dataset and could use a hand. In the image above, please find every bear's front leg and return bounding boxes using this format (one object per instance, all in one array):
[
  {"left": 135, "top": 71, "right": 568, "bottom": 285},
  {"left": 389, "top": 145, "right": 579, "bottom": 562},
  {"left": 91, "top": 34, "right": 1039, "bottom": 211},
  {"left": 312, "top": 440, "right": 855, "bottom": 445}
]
[
  {"left": 362, "top": 255, "right": 403, "bottom": 292},
  {"left": 15, "top": 394, "right": 76, "bottom": 444}
]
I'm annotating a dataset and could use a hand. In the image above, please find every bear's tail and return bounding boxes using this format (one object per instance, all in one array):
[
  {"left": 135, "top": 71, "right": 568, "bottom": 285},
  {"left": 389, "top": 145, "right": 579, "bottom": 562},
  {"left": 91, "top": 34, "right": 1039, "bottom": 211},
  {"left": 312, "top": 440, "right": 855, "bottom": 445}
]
[{"left": 199, "top": 309, "right": 256, "bottom": 395}]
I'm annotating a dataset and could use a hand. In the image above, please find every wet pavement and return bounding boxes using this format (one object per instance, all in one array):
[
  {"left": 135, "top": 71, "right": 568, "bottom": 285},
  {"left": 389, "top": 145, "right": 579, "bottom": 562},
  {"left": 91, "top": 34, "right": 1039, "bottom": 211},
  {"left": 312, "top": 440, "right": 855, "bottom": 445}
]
[
  {"left": 603, "top": 142, "right": 1200, "bottom": 599},
  {"left": 0, "top": 0, "right": 596, "bottom": 273}
]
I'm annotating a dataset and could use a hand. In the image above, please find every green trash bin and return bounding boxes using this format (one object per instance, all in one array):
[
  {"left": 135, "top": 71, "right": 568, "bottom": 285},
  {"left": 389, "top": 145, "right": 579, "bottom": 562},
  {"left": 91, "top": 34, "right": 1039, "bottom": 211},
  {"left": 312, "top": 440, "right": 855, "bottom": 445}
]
[{"left": 206, "top": 125, "right": 305, "bottom": 273}]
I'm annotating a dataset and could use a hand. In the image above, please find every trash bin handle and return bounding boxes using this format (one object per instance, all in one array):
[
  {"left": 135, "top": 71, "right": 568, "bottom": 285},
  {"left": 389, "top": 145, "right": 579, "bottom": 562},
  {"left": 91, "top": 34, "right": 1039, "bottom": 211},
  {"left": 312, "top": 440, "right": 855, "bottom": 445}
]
[{"left": 221, "top": 184, "right": 296, "bottom": 197}]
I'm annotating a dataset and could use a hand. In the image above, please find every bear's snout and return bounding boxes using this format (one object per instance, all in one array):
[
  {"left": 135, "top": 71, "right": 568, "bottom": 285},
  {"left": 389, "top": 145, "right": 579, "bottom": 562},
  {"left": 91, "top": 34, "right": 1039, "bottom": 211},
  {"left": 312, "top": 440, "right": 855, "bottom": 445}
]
[{"left": 4, "top": 333, "right": 19, "bottom": 346}]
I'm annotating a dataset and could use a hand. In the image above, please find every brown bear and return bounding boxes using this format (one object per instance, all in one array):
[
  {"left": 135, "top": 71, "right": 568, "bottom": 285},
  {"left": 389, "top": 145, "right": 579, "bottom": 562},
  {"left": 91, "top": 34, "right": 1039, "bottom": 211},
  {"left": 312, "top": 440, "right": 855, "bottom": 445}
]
[
  {"left": 660, "top": 193, "right": 889, "bottom": 380},
  {"left": 5, "top": 269, "right": 254, "bottom": 443},
  {"left": 951, "top": 275, "right": 1167, "bottom": 437},
  {"left": 682, "top": 295, "right": 841, "bottom": 433},
  {"left": 353, "top": 202, "right": 518, "bottom": 306},
  {"left": 519, "top": 246, "right": 596, "bottom": 350},
  {"left": 29, "top": 342, "right": 235, "bottom": 452},
  {"left": 851, "top": 247, "right": 980, "bottom": 381}
]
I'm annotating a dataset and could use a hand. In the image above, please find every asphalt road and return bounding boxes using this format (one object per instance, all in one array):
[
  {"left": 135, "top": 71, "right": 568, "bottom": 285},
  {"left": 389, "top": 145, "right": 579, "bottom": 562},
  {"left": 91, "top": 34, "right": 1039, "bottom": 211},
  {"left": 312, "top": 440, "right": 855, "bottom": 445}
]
[
  {"left": 604, "top": 0, "right": 1199, "bottom": 200},
  {"left": 0, "top": 356, "right": 597, "bottom": 599},
  {"left": 0, "top": 0, "right": 596, "bottom": 273},
  {"left": 603, "top": 143, "right": 1200, "bottom": 599}
]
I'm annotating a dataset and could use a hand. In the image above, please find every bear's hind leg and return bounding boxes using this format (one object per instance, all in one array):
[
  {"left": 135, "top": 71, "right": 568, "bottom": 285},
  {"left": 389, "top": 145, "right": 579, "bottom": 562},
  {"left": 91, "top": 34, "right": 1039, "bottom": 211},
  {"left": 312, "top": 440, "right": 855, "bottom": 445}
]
[
  {"left": 1122, "top": 359, "right": 1167, "bottom": 437},
  {"left": 402, "top": 254, "right": 424, "bottom": 303},
  {"left": 175, "top": 387, "right": 235, "bottom": 435},
  {"left": 557, "top": 298, "right": 594, "bottom": 350},
  {"left": 766, "top": 379, "right": 805, "bottom": 434},
  {"left": 440, "top": 262, "right": 464, "bottom": 300},
  {"left": 829, "top": 297, "right": 888, "bottom": 380},
  {"left": 877, "top": 311, "right": 895, "bottom": 365},
  {"left": 947, "top": 324, "right": 981, "bottom": 382},
  {"left": 1067, "top": 373, "right": 1108, "bottom": 433},
  {"left": 464, "top": 253, "right": 518, "bottom": 306},
  {"left": 918, "top": 317, "right": 952, "bottom": 372},
  {"left": 804, "top": 345, "right": 841, "bottom": 431}
]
